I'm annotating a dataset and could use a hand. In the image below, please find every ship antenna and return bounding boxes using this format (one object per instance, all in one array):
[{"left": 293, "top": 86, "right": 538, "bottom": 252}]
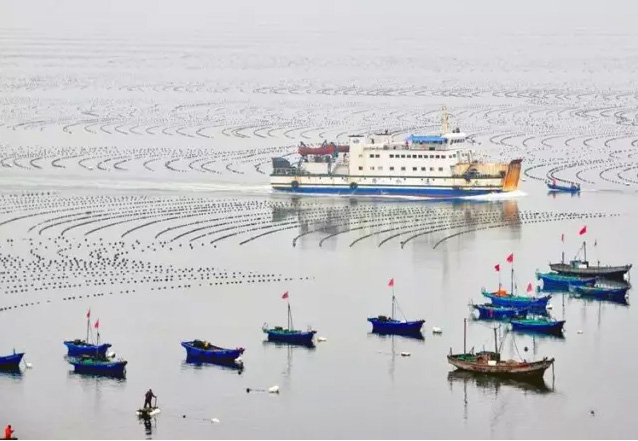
[{"left": 441, "top": 106, "right": 449, "bottom": 134}]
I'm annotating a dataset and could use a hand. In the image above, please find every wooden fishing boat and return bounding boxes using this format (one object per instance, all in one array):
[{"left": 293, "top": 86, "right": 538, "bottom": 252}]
[
  {"left": 0, "top": 351, "right": 24, "bottom": 370},
  {"left": 263, "top": 292, "right": 316, "bottom": 346},
  {"left": 367, "top": 280, "right": 424, "bottom": 335},
  {"left": 536, "top": 271, "right": 595, "bottom": 290},
  {"left": 549, "top": 240, "right": 631, "bottom": 282},
  {"left": 471, "top": 303, "right": 527, "bottom": 320},
  {"left": 181, "top": 340, "right": 244, "bottom": 364},
  {"left": 447, "top": 320, "right": 554, "bottom": 380},
  {"left": 547, "top": 180, "right": 580, "bottom": 193},
  {"left": 481, "top": 289, "right": 550, "bottom": 310},
  {"left": 64, "top": 340, "right": 111, "bottom": 357},
  {"left": 68, "top": 355, "right": 127, "bottom": 377},
  {"left": 569, "top": 282, "right": 630, "bottom": 302},
  {"left": 510, "top": 317, "right": 565, "bottom": 335}
]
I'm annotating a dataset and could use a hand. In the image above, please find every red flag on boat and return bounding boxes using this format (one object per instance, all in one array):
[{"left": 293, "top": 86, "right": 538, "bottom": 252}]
[
  {"left": 561, "top": 233, "right": 564, "bottom": 243},
  {"left": 94, "top": 319, "right": 99, "bottom": 329},
  {"left": 527, "top": 283, "right": 533, "bottom": 293},
  {"left": 494, "top": 264, "right": 500, "bottom": 272},
  {"left": 388, "top": 278, "right": 394, "bottom": 287},
  {"left": 579, "top": 226, "right": 587, "bottom": 235},
  {"left": 506, "top": 253, "right": 514, "bottom": 263},
  {"left": 86, "top": 309, "right": 91, "bottom": 318},
  {"left": 281, "top": 291, "right": 289, "bottom": 300}
]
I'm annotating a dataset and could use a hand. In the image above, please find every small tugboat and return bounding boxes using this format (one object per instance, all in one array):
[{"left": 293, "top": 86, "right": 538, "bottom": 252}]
[
  {"left": 181, "top": 340, "right": 244, "bottom": 367},
  {"left": 536, "top": 271, "right": 595, "bottom": 291},
  {"left": 549, "top": 228, "right": 632, "bottom": 282},
  {"left": 367, "top": 278, "right": 424, "bottom": 336},
  {"left": 569, "top": 281, "right": 630, "bottom": 303},
  {"left": 64, "top": 309, "right": 111, "bottom": 357},
  {"left": 263, "top": 291, "right": 316, "bottom": 346},
  {"left": 510, "top": 316, "right": 566, "bottom": 335},
  {"left": 471, "top": 303, "right": 527, "bottom": 320},
  {"left": 547, "top": 179, "right": 581, "bottom": 193},
  {"left": 0, "top": 350, "right": 24, "bottom": 371},
  {"left": 447, "top": 319, "right": 554, "bottom": 380}
]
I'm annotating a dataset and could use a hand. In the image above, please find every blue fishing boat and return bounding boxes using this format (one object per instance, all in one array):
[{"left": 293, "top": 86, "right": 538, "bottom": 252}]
[
  {"left": 547, "top": 180, "right": 580, "bottom": 193},
  {"left": 64, "top": 309, "right": 111, "bottom": 357},
  {"left": 536, "top": 271, "right": 595, "bottom": 290},
  {"left": 367, "top": 280, "right": 424, "bottom": 335},
  {"left": 181, "top": 340, "right": 244, "bottom": 364},
  {"left": 0, "top": 351, "right": 24, "bottom": 370},
  {"left": 481, "top": 289, "right": 551, "bottom": 310},
  {"left": 263, "top": 292, "right": 316, "bottom": 346},
  {"left": 68, "top": 355, "right": 127, "bottom": 377},
  {"left": 472, "top": 303, "right": 527, "bottom": 320},
  {"left": 511, "top": 317, "right": 565, "bottom": 335},
  {"left": 570, "top": 282, "right": 630, "bottom": 302}
]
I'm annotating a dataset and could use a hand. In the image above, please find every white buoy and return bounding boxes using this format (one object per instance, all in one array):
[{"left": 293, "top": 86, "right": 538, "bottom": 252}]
[
  {"left": 547, "top": 304, "right": 553, "bottom": 310},
  {"left": 432, "top": 327, "right": 442, "bottom": 334},
  {"left": 211, "top": 418, "right": 220, "bottom": 424},
  {"left": 235, "top": 356, "right": 243, "bottom": 363},
  {"left": 106, "top": 352, "right": 116, "bottom": 358},
  {"left": 400, "top": 351, "right": 411, "bottom": 357},
  {"left": 268, "top": 385, "right": 280, "bottom": 394},
  {"left": 317, "top": 337, "right": 327, "bottom": 342},
  {"left": 577, "top": 330, "right": 583, "bottom": 334},
  {"left": 25, "top": 362, "right": 33, "bottom": 369}
]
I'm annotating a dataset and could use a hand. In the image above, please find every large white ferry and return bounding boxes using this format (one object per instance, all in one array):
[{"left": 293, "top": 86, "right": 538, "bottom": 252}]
[{"left": 270, "top": 109, "right": 521, "bottom": 198}]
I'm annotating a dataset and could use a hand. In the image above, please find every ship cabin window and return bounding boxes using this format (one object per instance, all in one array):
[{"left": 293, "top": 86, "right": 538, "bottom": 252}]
[
  {"left": 429, "top": 147, "right": 435, "bottom": 151},
  {"left": 412, "top": 167, "right": 417, "bottom": 171},
  {"left": 436, "top": 155, "right": 440, "bottom": 159},
  {"left": 421, "top": 167, "right": 426, "bottom": 171},
  {"left": 370, "top": 166, "right": 375, "bottom": 171},
  {"left": 441, "top": 155, "right": 446, "bottom": 159},
  {"left": 390, "top": 154, "right": 394, "bottom": 158},
  {"left": 358, "top": 166, "right": 363, "bottom": 171},
  {"left": 438, "top": 167, "right": 444, "bottom": 172},
  {"left": 401, "top": 167, "right": 406, "bottom": 171},
  {"left": 452, "top": 154, "right": 456, "bottom": 158},
  {"left": 390, "top": 166, "right": 395, "bottom": 171},
  {"left": 378, "top": 166, "right": 383, "bottom": 171},
  {"left": 401, "top": 154, "right": 406, "bottom": 158},
  {"left": 358, "top": 154, "right": 363, "bottom": 158},
  {"left": 418, "top": 155, "right": 423, "bottom": 158},
  {"left": 375, "top": 154, "right": 380, "bottom": 158},
  {"left": 430, "top": 167, "right": 434, "bottom": 171},
  {"left": 369, "top": 154, "right": 374, "bottom": 158}
]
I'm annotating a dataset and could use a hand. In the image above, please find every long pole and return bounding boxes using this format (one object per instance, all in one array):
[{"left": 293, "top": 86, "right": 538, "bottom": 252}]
[
  {"left": 463, "top": 318, "right": 467, "bottom": 354},
  {"left": 86, "top": 315, "right": 90, "bottom": 343},
  {"left": 510, "top": 261, "right": 514, "bottom": 295},
  {"left": 287, "top": 302, "right": 293, "bottom": 331},
  {"left": 583, "top": 241, "right": 587, "bottom": 263},
  {"left": 391, "top": 284, "right": 396, "bottom": 320},
  {"left": 493, "top": 327, "right": 498, "bottom": 354}
]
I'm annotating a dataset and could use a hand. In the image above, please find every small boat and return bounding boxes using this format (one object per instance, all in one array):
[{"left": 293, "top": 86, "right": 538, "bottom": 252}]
[
  {"left": 137, "top": 407, "right": 161, "bottom": 418},
  {"left": 481, "top": 289, "right": 551, "bottom": 311},
  {"left": 549, "top": 240, "right": 632, "bottom": 282},
  {"left": 569, "top": 282, "right": 630, "bottom": 302},
  {"left": 510, "top": 317, "right": 565, "bottom": 335},
  {"left": 0, "top": 351, "right": 24, "bottom": 370},
  {"left": 64, "top": 310, "right": 111, "bottom": 357},
  {"left": 263, "top": 292, "right": 316, "bottom": 346},
  {"left": 447, "top": 319, "right": 554, "bottom": 380},
  {"left": 367, "top": 280, "right": 424, "bottom": 335},
  {"left": 64, "top": 340, "right": 111, "bottom": 357},
  {"left": 68, "top": 355, "right": 127, "bottom": 377},
  {"left": 471, "top": 303, "right": 527, "bottom": 320},
  {"left": 181, "top": 340, "right": 244, "bottom": 364},
  {"left": 547, "top": 180, "right": 580, "bottom": 193},
  {"left": 535, "top": 271, "right": 595, "bottom": 290}
]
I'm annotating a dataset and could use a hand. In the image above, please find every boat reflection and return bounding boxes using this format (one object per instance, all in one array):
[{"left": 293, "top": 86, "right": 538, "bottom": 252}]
[
  {"left": 447, "top": 370, "right": 553, "bottom": 395},
  {"left": 368, "top": 331, "right": 425, "bottom": 341},
  {"left": 181, "top": 356, "right": 244, "bottom": 374},
  {"left": 261, "top": 339, "right": 316, "bottom": 350}
]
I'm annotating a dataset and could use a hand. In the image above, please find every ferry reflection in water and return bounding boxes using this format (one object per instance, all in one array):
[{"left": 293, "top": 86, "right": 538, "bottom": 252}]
[{"left": 271, "top": 196, "right": 521, "bottom": 250}]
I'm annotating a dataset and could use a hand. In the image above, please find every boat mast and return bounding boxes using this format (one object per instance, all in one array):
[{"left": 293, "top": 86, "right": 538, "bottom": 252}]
[
  {"left": 391, "top": 284, "right": 396, "bottom": 321},
  {"left": 583, "top": 240, "right": 587, "bottom": 263},
  {"left": 511, "top": 261, "right": 515, "bottom": 295},
  {"left": 287, "top": 302, "right": 293, "bottom": 331},
  {"left": 493, "top": 327, "right": 498, "bottom": 354},
  {"left": 463, "top": 318, "right": 467, "bottom": 354},
  {"left": 86, "top": 312, "right": 91, "bottom": 343}
]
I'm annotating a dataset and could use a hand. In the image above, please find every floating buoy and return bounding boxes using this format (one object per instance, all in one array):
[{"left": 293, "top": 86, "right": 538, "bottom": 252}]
[
  {"left": 268, "top": 385, "right": 280, "bottom": 394},
  {"left": 317, "top": 337, "right": 327, "bottom": 342},
  {"left": 547, "top": 304, "right": 553, "bottom": 310},
  {"left": 211, "top": 418, "right": 220, "bottom": 424},
  {"left": 577, "top": 330, "right": 583, "bottom": 334},
  {"left": 25, "top": 362, "right": 33, "bottom": 369},
  {"left": 432, "top": 327, "right": 442, "bottom": 334},
  {"left": 400, "top": 352, "right": 411, "bottom": 357}
]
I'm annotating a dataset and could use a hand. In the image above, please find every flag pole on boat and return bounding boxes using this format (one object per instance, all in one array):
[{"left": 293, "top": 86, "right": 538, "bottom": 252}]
[
  {"left": 86, "top": 308, "right": 91, "bottom": 343},
  {"left": 282, "top": 291, "right": 292, "bottom": 331},
  {"left": 506, "top": 253, "right": 514, "bottom": 294},
  {"left": 389, "top": 278, "right": 395, "bottom": 320}
]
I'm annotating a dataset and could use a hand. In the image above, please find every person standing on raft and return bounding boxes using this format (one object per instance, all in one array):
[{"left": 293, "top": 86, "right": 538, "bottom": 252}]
[
  {"left": 144, "top": 389, "right": 156, "bottom": 409},
  {"left": 3, "top": 424, "right": 14, "bottom": 440}
]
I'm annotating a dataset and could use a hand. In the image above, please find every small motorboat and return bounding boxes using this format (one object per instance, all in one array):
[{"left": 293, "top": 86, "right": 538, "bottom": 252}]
[
  {"left": 181, "top": 340, "right": 244, "bottom": 365},
  {"left": 263, "top": 291, "right": 316, "bottom": 346},
  {"left": 0, "top": 351, "right": 24, "bottom": 371},
  {"left": 547, "top": 180, "right": 580, "bottom": 193},
  {"left": 64, "top": 340, "right": 112, "bottom": 357},
  {"left": 68, "top": 355, "right": 127, "bottom": 377},
  {"left": 367, "top": 279, "right": 424, "bottom": 336},
  {"left": 510, "top": 317, "right": 566, "bottom": 335},
  {"left": 481, "top": 289, "right": 550, "bottom": 311},
  {"left": 471, "top": 303, "right": 527, "bottom": 320}
]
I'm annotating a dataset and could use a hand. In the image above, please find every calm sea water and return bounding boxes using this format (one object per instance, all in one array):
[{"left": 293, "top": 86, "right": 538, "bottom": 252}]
[{"left": 1, "top": 1, "right": 638, "bottom": 439}]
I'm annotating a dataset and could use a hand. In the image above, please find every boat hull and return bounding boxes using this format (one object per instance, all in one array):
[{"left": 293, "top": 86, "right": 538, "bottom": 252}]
[
  {"left": 447, "top": 354, "right": 554, "bottom": 379},
  {"left": 69, "top": 358, "right": 127, "bottom": 377},
  {"left": 547, "top": 183, "right": 580, "bottom": 193},
  {"left": 481, "top": 290, "right": 550, "bottom": 310},
  {"left": 367, "top": 318, "right": 424, "bottom": 335},
  {"left": 511, "top": 319, "right": 565, "bottom": 335},
  {"left": 181, "top": 341, "right": 244, "bottom": 362},
  {"left": 0, "top": 352, "right": 24, "bottom": 370},
  {"left": 549, "top": 263, "right": 631, "bottom": 282},
  {"left": 64, "top": 341, "right": 111, "bottom": 357},
  {"left": 264, "top": 328, "right": 316, "bottom": 345},
  {"left": 472, "top": 304, "right": 526, "bottom": 320},
  {"left": 571, "top": 285, "right": 629, "bottom": 302},
  {"left": 536, "top": 272, "right": 595, "bottom": 290}
]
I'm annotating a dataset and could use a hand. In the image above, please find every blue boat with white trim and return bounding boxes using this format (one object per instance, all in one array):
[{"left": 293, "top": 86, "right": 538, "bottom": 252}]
[
  {"left": 68, "top": 355, "right": 127, "bottom": 377},
  {"left": 270, "top": 108, "right": 522, "bottom": 199},
  {"left": 263, "top": 292, "right": 316, "bottom": 346},
  {"left": 547, "top": 180, "right": 580, "bottom": 193},
  {"left": 481, "top": 289, "right": 551, "bottom": 311}
]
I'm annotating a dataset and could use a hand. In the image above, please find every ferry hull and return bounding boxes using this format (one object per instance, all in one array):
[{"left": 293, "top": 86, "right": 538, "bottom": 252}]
[{"left": 271, "top": 183, "right": 503, "bottom": 198}]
